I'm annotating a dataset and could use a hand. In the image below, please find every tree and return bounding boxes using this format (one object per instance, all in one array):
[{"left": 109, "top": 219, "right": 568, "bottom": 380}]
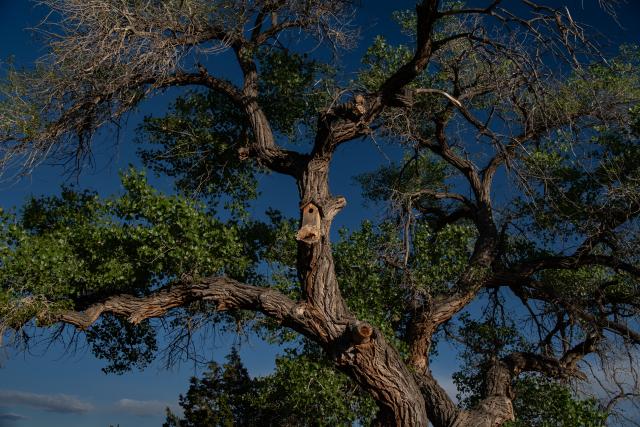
[
  {"left": 1, "top": 1, "right": 640, "bottom": 426},
  {"left": 162, "top": 347, "right": 377, "bottom": 427}
]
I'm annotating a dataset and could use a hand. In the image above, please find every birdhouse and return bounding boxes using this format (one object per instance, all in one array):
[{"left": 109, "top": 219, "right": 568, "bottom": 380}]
[{"left": 296, "top": 202, "right": 321, "bottom": 244}]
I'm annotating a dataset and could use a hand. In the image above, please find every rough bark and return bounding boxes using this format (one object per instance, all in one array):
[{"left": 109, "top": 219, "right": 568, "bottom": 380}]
[
  {"left": 45, "top": 1, "right": 468, "bottom": 425},
  {"left": 292, "top": 145, "right": 430, "bottom": 425},
  {"left": 52, "top": 276, "right": 331, "bottom": 340},
  {"left": 337, "top": 331, "right": 430, "bottom": 426},
  {"left": 15, "top": 1, "right": 637, "bottom": 426}
]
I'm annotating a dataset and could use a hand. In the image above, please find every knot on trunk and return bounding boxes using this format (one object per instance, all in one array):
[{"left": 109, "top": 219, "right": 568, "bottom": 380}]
[{"left": 296, "top": 202, "right": 321, "bottom": 244}]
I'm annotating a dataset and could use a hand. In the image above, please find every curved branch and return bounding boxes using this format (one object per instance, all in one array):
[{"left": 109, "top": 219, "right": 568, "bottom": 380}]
[
  {"left": 310, "top": 0, "right": 441, "bottom": 152},
  {"left": 409, "top": 188, "right": 473, "bottom": 206},
  {"left": 502, "top": 278, "right": 640, "bottom": 345},
  {"left": 52, "top": 276, "right": 330, "bottom": 341},
  {"left": 437, "top": 0, "right": 503, "bottom": 17},
  {"left": 508, "top": 254, "right": 640, "bottom": 279},
  {"left": 255, "top": 18, "right": 312, "bottom": 45},
  {"left": 230, "top": 37, "right": 310, "bottom": 177},
  {"left": 414, "top": 88, "right": 463, "bottom": 108},
  {"left": 154, "top": 70, "right": 243, "bottom": 104},
  {"left": 377, "top": 0, "right": 439, "bottom": 101}
]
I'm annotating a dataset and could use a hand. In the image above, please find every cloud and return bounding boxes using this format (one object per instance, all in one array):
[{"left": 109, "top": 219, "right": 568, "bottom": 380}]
[
  {"left": 0, "top": 390, "right": 93, "bottom": 414},
  {"left": 0, "top": 413, "right": 28, "bottom": 427},
  {"left": 114, "top": 399, "right": 172, "bottom": 417},
  {"left": 0, "top": 413, "right": 27, "bottom": 421}
]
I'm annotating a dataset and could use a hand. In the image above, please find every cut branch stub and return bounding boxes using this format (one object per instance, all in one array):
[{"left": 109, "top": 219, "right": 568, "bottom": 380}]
[
  {"left": 352, "top": 321, "right": 374, "bottom": 345},
  {"left": 354, "top": 94, "right": 366, "bottom": 116},
  {"left": 296, "top": 202, "right": 321, "bottom": 244},
  {"left": 238, "top": 146, "right": 250, "bottom": 160}
]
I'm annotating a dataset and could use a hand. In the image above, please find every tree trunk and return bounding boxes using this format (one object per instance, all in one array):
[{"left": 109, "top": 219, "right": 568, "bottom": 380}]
[
  {"left": 294, "top": 157, "right": 431, "bottom": 426},
  {"left": 335, "top": 327, "right": 430, "bottom": 426},
  {"left": 412, "top": 358, "right": 516, "bottom": 427}
]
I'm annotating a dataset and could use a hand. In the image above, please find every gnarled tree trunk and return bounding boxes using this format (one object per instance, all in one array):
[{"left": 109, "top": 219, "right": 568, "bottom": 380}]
[{"left": 19, "top": 1, "right": 631, "bottom": 425}]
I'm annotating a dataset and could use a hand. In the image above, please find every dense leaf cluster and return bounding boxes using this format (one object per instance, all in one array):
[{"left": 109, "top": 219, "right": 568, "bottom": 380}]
[
  {"left": 0, "top": 170, "right": 247, "bottom": 330},
  {"left": 163, "top": 348, "right": 376, "bottom": 427},
  {"left": 1, "top": 2, "right": 639, "bottom": 425}
]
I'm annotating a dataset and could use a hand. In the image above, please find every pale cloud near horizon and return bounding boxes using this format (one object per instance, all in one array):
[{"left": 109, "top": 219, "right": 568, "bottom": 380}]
[
  {"left": 0, "top": 413, "right": 28, "bottom": 427},
  {"left": 114, "top": 398, "right": 174, "bottom": 417},
  {"left": 0, "top": 414, "right": 27, "bottom": 421},
  {"left": 0, "top": 389, "right": 176, "bottom": 419},
  {"left": 0, "top": 390, "right": 93, "bottom": 414}
]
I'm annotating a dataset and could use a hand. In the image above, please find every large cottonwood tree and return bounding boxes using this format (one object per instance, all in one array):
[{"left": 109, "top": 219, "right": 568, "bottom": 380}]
[{"left": 1, "top": 1, "right": 640, "bottom": 426}]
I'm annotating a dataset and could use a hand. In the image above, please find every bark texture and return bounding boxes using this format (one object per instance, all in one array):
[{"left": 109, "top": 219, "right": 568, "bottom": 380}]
[{"left": 22, "top": 0, "right": 639, "bottom": 426}]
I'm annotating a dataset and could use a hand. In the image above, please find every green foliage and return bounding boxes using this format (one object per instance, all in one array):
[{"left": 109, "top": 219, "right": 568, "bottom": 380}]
[
  {"left": 256, "top": 48, "right": 333, "bottom": 136},
  {"left": 0, "top": 168, "right": 247, "bottom": 330},
  {"left": 358, "top": 32, "right": 443, "bottom": 136},
  {"left": 138, "top": 47, "right": 333, "bottom": 215},
  {"left": 359, "top": 36, "right": 413, "bottom": 91},
  {"left": 452, "top": 314, "right": 529, "bottom": 408},
  {"left": 453, "top": 315, "right": 608, "bottom": 426},
  {"left": 2, "top": 2, "right": 639, "bottom": 425},
  {"left": 170, "top": 216, "right": 476, "bottom": 424},
  {"left": 356, "top": 153, "right": 449, "bottom": 204},
  {"left": 334, "top": 222, "right": 406, "bottom": 344},
  {"left": 357, "top": 4, "right": 514, "bottom": 134},
  {"left": 519, "top": 51, "right": 640, "bottom": 239},
  {"left": 163, "top": 348, "right": 254, "bottom": 427},
  {"left": 355, "top": 152, "right": 475, "bottom": 296},
  {"left": 86, "top": 315, "right": 158, "bottom": 374},
  {"left": 544, "top": 46, "right": 640, "bottom": 127},
  {"left": 139, "top": 90, "right": 258, "bottom": 215},
  {"left": 252, "top": 350, "right": 377, "bottom": 426},
  {"left": 411, "top": 222, "right": 475, "bottom": 294},
  {"left": 164, "top": 348, "right": 376, "bottom": 427},
  {"left": 333, "top": 219, "right": 474, "bottom": 354},
  {"left": 506, "top": 377, "right": 607, "bottom": 427}
]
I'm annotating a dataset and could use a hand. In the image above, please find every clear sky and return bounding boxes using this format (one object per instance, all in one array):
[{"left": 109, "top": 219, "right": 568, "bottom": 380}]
[{"left": 0, "top": 1, "right": 639, "bottom": 426}]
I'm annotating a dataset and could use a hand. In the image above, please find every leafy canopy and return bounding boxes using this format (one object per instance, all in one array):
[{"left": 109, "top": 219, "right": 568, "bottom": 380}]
[{"left": 1, "top": 1, "right": 639, "bottom": 426}]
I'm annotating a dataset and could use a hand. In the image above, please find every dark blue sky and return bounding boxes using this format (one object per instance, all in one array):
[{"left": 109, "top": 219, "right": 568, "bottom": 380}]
[{"left": 0, "top": 1, "right": 639, "bottom": 426}]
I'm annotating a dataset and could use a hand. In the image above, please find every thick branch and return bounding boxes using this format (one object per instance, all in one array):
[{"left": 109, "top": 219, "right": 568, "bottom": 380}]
[
  {"left": 159, "top": 69, "right": 309, "bottom": 177},
  {"left": 378, "top": 0, "right": 439, "bottom": 101},
  {"left": 437, "top": 0, "right": 503, "bottom": 17},
  {"left": 311, "top": 0, "right": 441, "bottom": 151},
  {"left": 414, "top": 372, "right": 461, "bottom": 427},
  {"left": 53, "top": 276, "right": 330, "bottom": 341},
  {"left": 504, "top": 350, "right": 588, "bottom": 380}
]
